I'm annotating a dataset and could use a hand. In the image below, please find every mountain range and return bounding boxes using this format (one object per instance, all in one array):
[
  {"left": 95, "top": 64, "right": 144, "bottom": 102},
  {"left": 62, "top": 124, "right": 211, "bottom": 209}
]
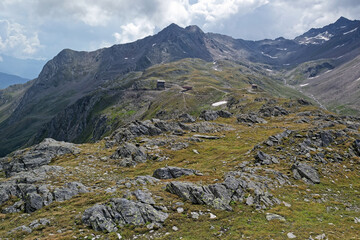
[
  {"left": 0, "top": 16, "right": 360, "bottom": 157},
  {"left": 0, "top": 72, "right": 29, "bottom": 89},
  {"left": 1, "top": 16, "right": 360, "bottom": 239}
]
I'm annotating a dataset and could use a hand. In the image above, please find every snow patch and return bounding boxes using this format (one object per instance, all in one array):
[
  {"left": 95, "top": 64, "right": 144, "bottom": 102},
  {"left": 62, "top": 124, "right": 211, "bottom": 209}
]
[
  {"left": 276, "top": 48, "right": 287, "bottom": 51},
  {"left": 343, "top": 27, "right": 358, "bottom": 35},
  {"left": 300, "top": 83, "right": 309, "bottom": 87},
  {"left": 124, "top": 57, "right": 128, "bottom": 60},
  {"left": 356, "top": 77, "right": 360, "bottom": 82},
  {"left": 261, "top": 52, "right": 278, "bottom": 59},
  {"left": 266, "top": 69, "right": 273, "bottom": 72},
  {"left": 152, "top": 43, "right": 156, "bottom": 47},
  {"left": 212, "top": 101, "right": 227, "bottom": 107},
  {"left": 324, "top": 70, "right": 333, "bottom": 74},
  {"left": 299, "top": 31, "right": 333, "bottom": 45},
  {"left": 334, "top": 44, "right": 345, "bottom": 49}
]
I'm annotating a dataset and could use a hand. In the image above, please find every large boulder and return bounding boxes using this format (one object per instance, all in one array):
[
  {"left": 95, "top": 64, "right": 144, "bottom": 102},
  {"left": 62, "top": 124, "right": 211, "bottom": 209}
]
[
  {"left": 259, "top": 105, "right": 289, "bottom": 117},
  {"left": 292, "top": 162, "right": 320, "bottom": 184},
  {"left": 2, "top": 138, "right": 80, "bottom": 177},
  {"left": 82, "top": 197, "right": 168, "bottom": 232},
  {"left": 153, "top": 166, "right": 199, "bottom": 179}
]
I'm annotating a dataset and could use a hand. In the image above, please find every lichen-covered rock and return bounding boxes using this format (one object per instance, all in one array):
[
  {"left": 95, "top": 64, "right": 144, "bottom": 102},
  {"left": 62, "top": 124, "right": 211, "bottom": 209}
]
[
  {"left": 153, "top": 166, "right": 199, "bottom": 179},
  {"left": 178, "top": 113, "right": 196, "bottom": 123},
  {"left": 2, "top": 138, "right": 80, "bottom": 177},
  {"left": 259, "top": 105, "right": 289, "bottom": 117},
  {"left": 82, "top": 197, "right": 168, "bottom": 232},
  {"left": 292, "top": 162, "right": 320, "bottom": 184}
]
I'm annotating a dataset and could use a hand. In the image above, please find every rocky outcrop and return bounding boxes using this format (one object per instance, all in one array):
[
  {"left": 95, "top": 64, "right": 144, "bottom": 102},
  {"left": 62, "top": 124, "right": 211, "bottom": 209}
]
[
  {"left": 292, "top": 162, "right": 320, "bottom": 184},
  {"left": 2, "top": 138, "right": 80, "bottom": 177},
  {"left": 200, "top": 110, "right": 232, "bottom": 121},
  {"left": 111, "top": 142, "right": 147, "bottom": 167},
  {"left": 237, "top": 113, "right": 267, "bottom": 124},
  {"left": 259, "top": 105, "right": 289, "bottom": 117},
  {"left": 1, "top": 181, "right": 88, "bottom": 213},
  {"left": 255, "top": 151, "right": 279, "bottom": 165},
  {"left": 107, "top": 119, "right": 234, "bottom": 147},
  {"left": 153, "top": 166, "right": 200, "bottom": 179},
  {"left": 178, "top": 113, "right": 196, "bottom": 123},
  {"left": 264, "top": 130, "right": 292, "bottom": 146},
  {"left": 166, "top": 170, "right": 282, "bottom": 211},
  {"left": 82, "top": 194, "right": 168, "bottom": 232}
]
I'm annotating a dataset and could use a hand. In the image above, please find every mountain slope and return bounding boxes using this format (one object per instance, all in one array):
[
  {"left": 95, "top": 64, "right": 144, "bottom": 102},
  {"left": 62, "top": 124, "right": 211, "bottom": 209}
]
[
  {"left": 2, "top": 17, "right": 360, "bottom": 157},
  {"left": 0, "top": 72, "right": 29, "bottom": 89}
]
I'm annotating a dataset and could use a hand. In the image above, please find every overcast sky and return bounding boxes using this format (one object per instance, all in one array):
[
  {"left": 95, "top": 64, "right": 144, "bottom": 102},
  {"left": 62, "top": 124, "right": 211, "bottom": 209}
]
[{"left": 0, "top": 0, "right": 359, "bottom": 60}]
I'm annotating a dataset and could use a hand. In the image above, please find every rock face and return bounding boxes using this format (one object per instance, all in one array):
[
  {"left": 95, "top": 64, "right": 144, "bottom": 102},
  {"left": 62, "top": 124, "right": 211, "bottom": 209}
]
[
  {"left": 153, "top": 166, "right": 199, "bottom": 179},
  {"left": 166, "top": 170, "right": 282, "bottom": 211},
  {"left": 237, "top": 113, "right": 267, "bottom": 124},
  {"left": 292, "top": 162, "right": 320, "bottom": 184},
  {"left": 178, "top": 113, "right": 196, "bottom": 123},
  {"left": 82, "top": 195, "right": 168, "bottom": 232},
  {"left": 2, "top": 138, "right": 80, "bottom": 177},
  {"left": 255, "top": 151, "right": 279, "bottom": 165},
  {"left": 111, "top": 142, "right": 147, "bottom": 167}
]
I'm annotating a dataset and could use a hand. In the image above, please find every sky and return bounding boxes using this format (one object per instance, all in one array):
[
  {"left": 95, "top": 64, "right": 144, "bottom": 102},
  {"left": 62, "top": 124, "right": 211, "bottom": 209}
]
[{"left": 0, "top": 0, "right": 359, "bottom": 61}]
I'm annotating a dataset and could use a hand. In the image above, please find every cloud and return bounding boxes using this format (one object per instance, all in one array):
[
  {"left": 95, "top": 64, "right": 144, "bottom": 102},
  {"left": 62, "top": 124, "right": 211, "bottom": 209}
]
[
  {"left": 0, "top": 20, "right": 42, "bottom": 59},
  {"left": 113, "top": 19, "right": 156, "bottom": 44}
]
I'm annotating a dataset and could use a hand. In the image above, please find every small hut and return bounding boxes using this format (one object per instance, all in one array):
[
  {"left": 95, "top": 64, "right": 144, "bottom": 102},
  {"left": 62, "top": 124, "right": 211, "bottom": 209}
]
[{"left": 157, "top": 80, "right": 165, "bottom": 90}]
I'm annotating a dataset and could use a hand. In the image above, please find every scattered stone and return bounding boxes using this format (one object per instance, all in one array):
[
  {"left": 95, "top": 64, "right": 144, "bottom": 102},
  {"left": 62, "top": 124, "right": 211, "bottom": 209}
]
[
  {"left": 191, "top": 212, "right": 199, "bottom": 219},
  {"left": 259, "top": 105, "right": 289, "bottom": 117},
  {"left": 153, "top": 166, "right": 200, "bottom": 179},
  {"left": 132, "top": 189, "right": 155, "bottom": 205},
  {"left": 177, "top": 207, "right": 184, "bottom": 213},
  {"left": 10, "top": 225, "right": 32, "bottom": 234},
  {"left": 193, "top": 149, "right": 200, "bottom": 154},
  {"left": 192, "top": 134, "right": 219, "bottom": 139},
  {"left": 265, "top": 130, "right": 292, "bottom": 146},
  {"left": 292, "top": 163, "right": 320, "bottom": 184},
  {"left": 266, "top": 213, "right": 286, "bottom": 222},
  {"left": 170, "top": 142, "right": 189, "bottom": 151},
  {"left": 287, "top": 232, "right": 296, "bottom": 239},
  {"left": 209, "top": 213, "right": 217, "bottom": 219},
  {"left": 354, "top": 217, "right": 360, "bottom": 223},
  {"left": 172, "top": 226, "right": 179, "bottom": 231}
]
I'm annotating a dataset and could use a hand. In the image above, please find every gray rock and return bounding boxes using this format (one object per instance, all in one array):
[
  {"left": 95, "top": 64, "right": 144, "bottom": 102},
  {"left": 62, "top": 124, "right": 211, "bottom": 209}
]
[
  {"left": 132, "top": 190, "right": 155, "bottom": 205},
  {"left": 259, "top": 105, "right": 289, "bottom": 117},
  {"left": 353, "top": 140, "right": 360, "bottom": 156},
  {"left": 255, "top": 151, "right": 279, "bottom": 165},
  {"left": 10, "top": 225, "right": 32, "bottom": 234},
  {"left": 192, "top": 134, "right": 219, "bottom": 139},
  {"left": 200, "top": 110, "right": 219, "bottom": 121},
  {"left": 54, "top": 182, "right": 88, "bottom": 202},
  {"left": 29, "top": 218, "right": 50, "bottom": 229},
  {"left": 266, "top": 213, "right": 286, "bottom": 221},
  {"left": 3, "top": 138, "right": 80, "bottom": 177},
  {"left": 153, "top": 166, "right": 199, "bottom": 179},
  {"left": 237, "top": 113, "right": 267, "bottom": 124},
  {"left": 170, "top": 142, "right": 189, "bottom": 151},
  {"left": 82, "top": 198, "right": 168, "bottom": 232},
  {"left": 25, "top": 192, "right": 44, "bottom": 213},
  {"left": 292, "top": 163, "right": 320, "bottom": 184},
  {"left": 111, "top": 142, "right": 147, "bottom": 167},
  {"left": 178, "top": 113, "right": 196, "bottom": 123},
  {"left": 217, "top": 110, "right": 232, "bottom": 118},
  {"left": 265, "top": 130, "right": 292, "bottom": 146}
]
